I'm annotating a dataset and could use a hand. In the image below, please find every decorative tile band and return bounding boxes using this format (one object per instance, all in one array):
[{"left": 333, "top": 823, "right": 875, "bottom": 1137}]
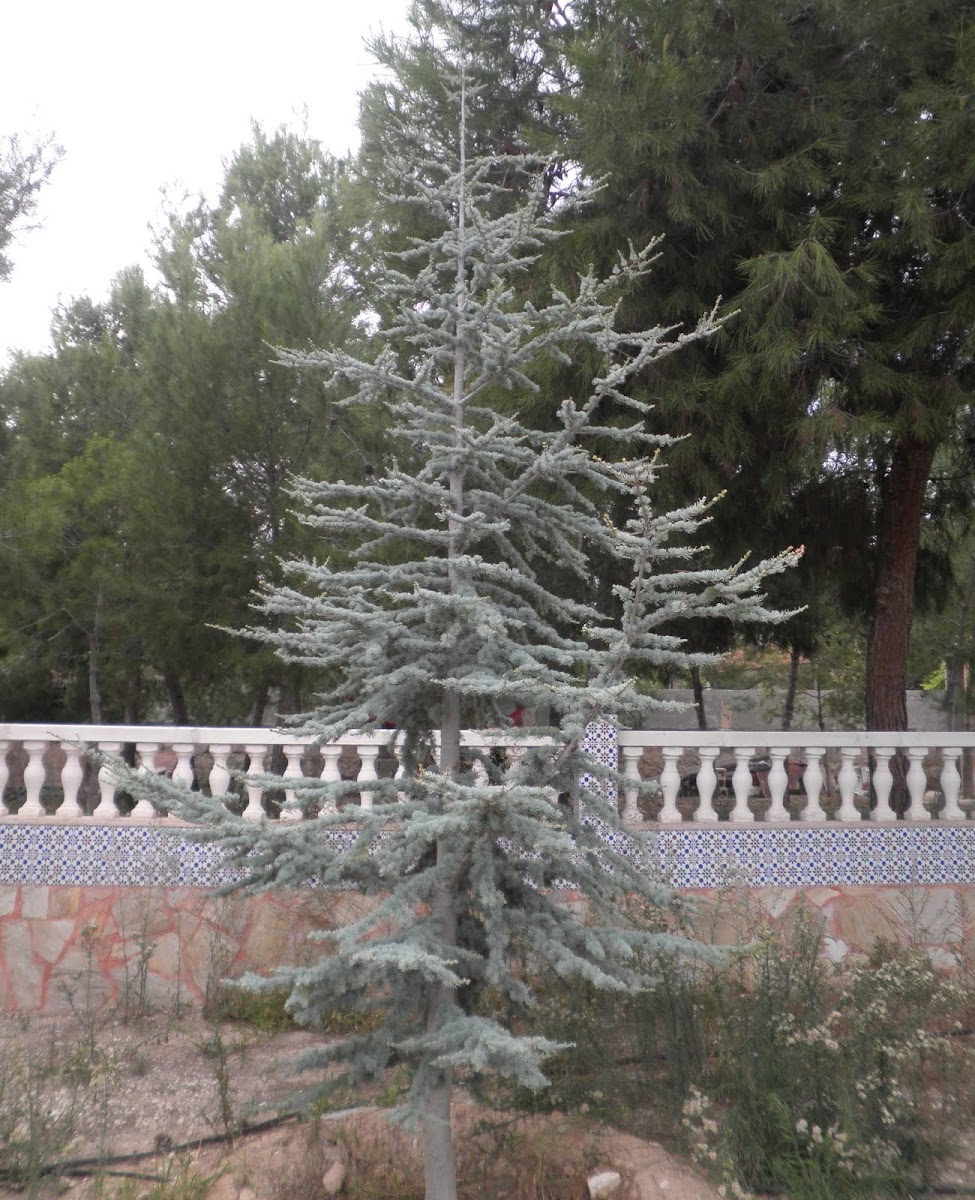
[
  {"left": 0, "top": 825, "right": 228, "bottom": 888},
  {"left": 1, "top": 820, "right": 974, "bottom": 891},
  {"left": 649, "top": 825, "right": 975, "bottom": 889}
]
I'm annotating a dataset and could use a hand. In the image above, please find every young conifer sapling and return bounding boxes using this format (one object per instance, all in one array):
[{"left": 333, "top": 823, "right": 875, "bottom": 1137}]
[{"left": 124, "top": 49, "right": 798, "bottom": 1200}]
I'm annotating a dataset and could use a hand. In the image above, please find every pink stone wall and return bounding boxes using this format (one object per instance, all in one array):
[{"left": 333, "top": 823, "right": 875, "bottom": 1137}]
[
  {"left": 681, "top": 883, "right": 975, "bottom": 971},
  {"left": 2, "top": 883, "right": 973, "bottom": 1015},
  {"left": 0, "top": 885, "right": 370, "bottom": 1015}
]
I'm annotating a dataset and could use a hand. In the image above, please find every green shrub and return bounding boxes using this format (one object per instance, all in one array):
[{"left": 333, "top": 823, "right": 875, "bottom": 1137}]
[
  {"left": 518, "top": 900, "right": 973, "bottom": 1199},
  {"left": 680, "top": 913, "right": 973, "bottom": 1198}
]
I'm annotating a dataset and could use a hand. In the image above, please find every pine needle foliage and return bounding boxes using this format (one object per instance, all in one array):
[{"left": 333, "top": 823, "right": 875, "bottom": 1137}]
[{"left": 122, "top": 41, "right": 798, "bottom": 1200}]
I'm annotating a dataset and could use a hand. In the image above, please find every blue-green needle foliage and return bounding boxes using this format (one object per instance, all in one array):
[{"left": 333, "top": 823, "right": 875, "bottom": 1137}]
[{"left": 122, "top": 57, "right": 798, "bottom": 1147}]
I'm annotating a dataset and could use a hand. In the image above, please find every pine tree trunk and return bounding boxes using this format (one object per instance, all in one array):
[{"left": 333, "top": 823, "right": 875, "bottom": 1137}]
[
  {"left": 123, "top": 641, "right": 142, "bottom": 724},
  {"left": 947, "top": 551, "right": 975, "bottom": 732},
  {"left": 249, "top": 676, "right": 271, "bottom": 727},
  {"left": 864, "top": 435, "right": 936, "bottom": 731},
  {"left": 164, "top": 670, "right": 189, "bottom": 725},
  {"left": 690, "top": 666, "right": 708, "bottom": 730},
  {"left": 88, "top": 587, "right": 103, "bottom": 724},
  {"left": 781, "top": 645, "right": 801, "bottom": 731}
]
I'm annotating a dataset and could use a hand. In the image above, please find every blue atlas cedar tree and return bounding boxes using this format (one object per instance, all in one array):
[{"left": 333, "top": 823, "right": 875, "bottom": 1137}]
[{"left": 120, "top": 39, "right": 799, "bottom": 1200}]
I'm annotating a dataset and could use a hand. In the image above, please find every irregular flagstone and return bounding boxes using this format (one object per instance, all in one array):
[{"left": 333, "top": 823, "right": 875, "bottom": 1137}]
[
  {"left": 21, "top": 886, "right": 49, "bottom": 919},
  {"left": 830, "top": 888, "right": 905, "bottom": 951},
  {"left": 48, "top": 887, "right": 83, "bottom": 918},
  {"left": 2, "top": 922, "right": 43, "bottom": 1009},
  {"left": 30, "top": 917, "right": 74, "bottom": 963}
]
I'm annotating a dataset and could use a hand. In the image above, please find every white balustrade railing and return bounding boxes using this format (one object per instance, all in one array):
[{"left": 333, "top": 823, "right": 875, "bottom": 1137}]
[
  {"left": 618, "top": 731, "right": 975, "bottom": 824},
  {"left": 0, "top": 725, "right": 972, "bottom": 825},
  {"left": 0, "top": 725, "right": 554, "bottom": 823}
]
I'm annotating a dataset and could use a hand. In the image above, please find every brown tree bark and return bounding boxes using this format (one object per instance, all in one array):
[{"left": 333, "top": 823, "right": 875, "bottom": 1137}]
[{"left": 865, "top": 434, "right": 936, "bottom": 732}]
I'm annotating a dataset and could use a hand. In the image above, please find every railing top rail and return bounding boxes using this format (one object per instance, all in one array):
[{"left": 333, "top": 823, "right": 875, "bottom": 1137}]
[
  {"left": 0, "top": 725, "right": 560, "bottom": 749},
  {"left": 1, "top": 724, "right": 973, "bottom": 749},
  {"left": 0, "top": 724, "right": 399, "bottom": 746},
  {"left": 617, "top": 730, "right": 975, "bottom": 749}
]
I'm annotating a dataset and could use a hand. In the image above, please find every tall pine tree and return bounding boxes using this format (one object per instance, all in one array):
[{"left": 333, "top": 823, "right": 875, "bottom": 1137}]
[
  {"left": 552, "top": 0, "right": 975, "bottom": 731},
  {"left": 123, "top": 40, "right": 797, "bottom": 1200}
]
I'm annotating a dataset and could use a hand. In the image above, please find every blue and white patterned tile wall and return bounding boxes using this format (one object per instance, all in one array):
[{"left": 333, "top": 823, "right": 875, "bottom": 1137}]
[{"left": 2, "top": 819, "right": 974, "bottom": 890}]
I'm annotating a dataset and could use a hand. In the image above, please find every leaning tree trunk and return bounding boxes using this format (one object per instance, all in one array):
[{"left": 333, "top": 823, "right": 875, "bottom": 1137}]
[{"left": 865, "top": 434, "right": 936, "bottom": 732}]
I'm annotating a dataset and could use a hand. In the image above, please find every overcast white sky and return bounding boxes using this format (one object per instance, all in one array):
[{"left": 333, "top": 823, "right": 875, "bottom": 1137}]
[{"left": 0, "top": 0, "right": 412, "bottom": 363}]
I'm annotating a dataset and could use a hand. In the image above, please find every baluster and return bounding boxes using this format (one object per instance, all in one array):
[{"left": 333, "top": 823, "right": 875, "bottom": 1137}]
[
  {"left": 506, "top": 745, "right": 525, "bottom": 776},
  {"left": 836, "top": 747, "right": 861, "bottom": 823},
  {"left": 799, "top": 747, "right": 825, "bottom": 821},
  {"left": 208, "top": 744, "right": 232, "bottom": 812},
  {"left": 242, "top": 743, "right": 269, "bottom": 821},
  {"left": 319, "top": 744, "right": 342, "bottom": 815},
  {"left": 940, "top": 748, "right": 965, "bottom": 821},
  {"left": 0, "top": 740, "right": 9, "bottom": 817},
  {"left": 621, "top": 746, "right": 643, "bottom": 824},
  {"left": 730, "top": 747, "right": 755, "bottom": 823},
  {"left": 470, "top": 747, "right": 490, "bottom": 788},
  {"left": 171, "top": 744, "right": 196, "bottom": 791},
  {"left": 871, "top": 748, "right": 897, "bottom": 821},
  {"left": 96, "top": 741, "right": 123, "bottom": 816},
  {"left": 766, "top": 748, "right": 791, "bottom": 823},
  {"left": 658, "top": 748, "right": 682, "bottom": 824},
  {"left": 358, "top": 744, "right": 380, "bottom": 810},
  {"left": 21, "top": 741, "right": 48, "bottom": 818},
  {"left": 391, "top": 738, "right": 407, "bottom": 803},
  {"left": 59, "top": 745, "right": 86, "bottom": 818},
  {"left": 695, "top": 748, "right": 720, "bottom": 823},
  {"left": 280, "top": 743, "right": 305, "bottom": 820},
  {"left": 905, "top": 747, "right": 931, "bottom": 821},
  {"left": 131, "top": 742, "right": 160, "bottom": 819}
]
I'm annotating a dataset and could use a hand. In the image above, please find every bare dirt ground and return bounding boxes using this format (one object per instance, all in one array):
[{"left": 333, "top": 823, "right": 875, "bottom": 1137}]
[{"left": 0, "top": 1012, "right": 724, "bottom": 1200}]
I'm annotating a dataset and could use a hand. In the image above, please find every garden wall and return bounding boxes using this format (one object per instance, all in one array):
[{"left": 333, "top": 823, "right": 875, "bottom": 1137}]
[{"left": 2, "top": 820, "right": 975, "bottom": 1013}]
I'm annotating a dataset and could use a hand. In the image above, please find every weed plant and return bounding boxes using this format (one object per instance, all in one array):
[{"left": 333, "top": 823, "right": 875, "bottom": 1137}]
[
  {"left": 273, "top": 1111, "right": 596, "bottom": 1200},
  {"left": 207, "top": 983, "right": 294, "bottom": 1031},
  {"left": 108, "top": 1156, "right": 216, "bottom": 1200},
  {"left": 0, "top": 1051, "right": 79, "bottom": 1196}
]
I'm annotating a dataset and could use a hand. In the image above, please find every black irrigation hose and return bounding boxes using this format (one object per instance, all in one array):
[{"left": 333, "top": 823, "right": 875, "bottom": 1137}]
[
  {"left": 63, "top": 1169, "right": 170, "bottom": 1183},
  {"left": 759, "top": 1187, "right": 975, "bottom": 1197},
  {"left": 0, "top": 1104, "right": 379, "bottom": 1183}
]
